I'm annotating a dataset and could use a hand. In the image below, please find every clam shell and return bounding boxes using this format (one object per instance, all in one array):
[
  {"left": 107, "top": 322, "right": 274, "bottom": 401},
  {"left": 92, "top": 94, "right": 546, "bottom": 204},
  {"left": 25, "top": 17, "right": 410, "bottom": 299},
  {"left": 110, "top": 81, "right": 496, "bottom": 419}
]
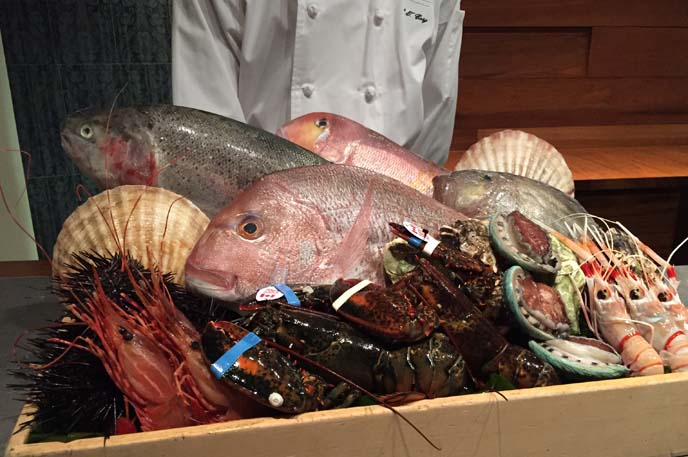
[
  {"left": 489, "top": 213, "right": 560, "bottom": 277},
  {"left": 456, "top": 130, "right": 575, "bottom": 197},
  {"left": 52, "top": 185, "right": 209, "bottom": 284},
  {"left": 504, "top": 265, "right": 564, "bottom": 341},
  {"left": 529, "top": 338, "right": 630, "bottom": 381}
]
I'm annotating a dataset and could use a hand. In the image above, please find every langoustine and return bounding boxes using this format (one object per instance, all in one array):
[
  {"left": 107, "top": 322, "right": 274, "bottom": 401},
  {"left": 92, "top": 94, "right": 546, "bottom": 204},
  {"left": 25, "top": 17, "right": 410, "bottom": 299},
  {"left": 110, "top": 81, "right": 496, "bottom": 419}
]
[{"left": 550, "top": 230, "right": 665, "bottom": 376}]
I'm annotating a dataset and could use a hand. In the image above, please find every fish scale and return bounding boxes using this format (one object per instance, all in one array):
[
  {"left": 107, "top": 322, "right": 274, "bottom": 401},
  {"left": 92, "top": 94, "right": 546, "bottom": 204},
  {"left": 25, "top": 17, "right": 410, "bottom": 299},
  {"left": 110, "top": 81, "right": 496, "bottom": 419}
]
[
  {"left": 61, "top": 104, "right": 328, "bottom": 216},
  {"left": 184, "top": 164, "right": 466, "bottom": 302},
  {"left": 433, "top": 170, "right": 594, "bottom": 235}
]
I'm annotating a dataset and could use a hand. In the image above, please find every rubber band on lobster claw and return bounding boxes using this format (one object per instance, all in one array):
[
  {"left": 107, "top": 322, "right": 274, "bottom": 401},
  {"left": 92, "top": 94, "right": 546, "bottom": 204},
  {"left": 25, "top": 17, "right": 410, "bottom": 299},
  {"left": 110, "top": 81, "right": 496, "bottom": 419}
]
[{"left": 203, "top": 320, "right": 442, "bottom": 451}]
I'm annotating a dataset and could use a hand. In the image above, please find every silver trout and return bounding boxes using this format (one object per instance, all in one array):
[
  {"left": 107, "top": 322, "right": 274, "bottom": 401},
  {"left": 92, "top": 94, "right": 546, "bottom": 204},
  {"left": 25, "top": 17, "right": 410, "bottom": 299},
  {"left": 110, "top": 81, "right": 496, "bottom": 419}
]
[
  {"left": 433, "top": 170, "right": 591, "bottom": 235},
  {"left": 60, "top": 104, "right": 328, "bottom": 216},
  {"left": 276, "top": 112, "right": 449, "bottom": 195},
  {"left": 184, "top": 164, "right": 466, "bottom": 302}
]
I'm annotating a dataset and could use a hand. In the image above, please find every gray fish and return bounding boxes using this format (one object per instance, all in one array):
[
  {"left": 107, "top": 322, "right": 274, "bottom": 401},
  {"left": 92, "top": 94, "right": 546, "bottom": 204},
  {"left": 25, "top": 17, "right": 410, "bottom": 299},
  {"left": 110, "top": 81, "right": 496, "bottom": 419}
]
[
  {"left": 60, "top": 104, "right": 328, "bottom": 216},
  {"left": 432, "top": 170, "right": 592, "bottom": 235}
]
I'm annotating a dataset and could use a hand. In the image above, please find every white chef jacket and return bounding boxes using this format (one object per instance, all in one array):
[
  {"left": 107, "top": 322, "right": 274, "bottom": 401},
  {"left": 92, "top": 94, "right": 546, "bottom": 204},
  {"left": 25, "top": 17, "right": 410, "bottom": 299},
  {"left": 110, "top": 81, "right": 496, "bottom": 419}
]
[{"left": 171, "top": 0, "right": 465, "bottom": 165}]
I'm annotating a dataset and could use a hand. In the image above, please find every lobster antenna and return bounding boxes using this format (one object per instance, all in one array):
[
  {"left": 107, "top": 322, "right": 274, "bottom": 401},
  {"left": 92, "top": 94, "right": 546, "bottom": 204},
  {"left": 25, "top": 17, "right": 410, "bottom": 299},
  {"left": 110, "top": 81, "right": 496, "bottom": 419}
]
[
  {"left": 666, "top": 234, "right": 688, "bottom": 269},
  {"left": 262, "top": 339, "right": 441, "bottom": 451}
]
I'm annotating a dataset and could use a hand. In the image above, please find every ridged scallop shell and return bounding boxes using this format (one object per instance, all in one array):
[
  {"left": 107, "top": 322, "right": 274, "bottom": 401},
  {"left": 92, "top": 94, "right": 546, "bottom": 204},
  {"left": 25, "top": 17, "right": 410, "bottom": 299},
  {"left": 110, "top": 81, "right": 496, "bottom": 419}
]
[
  {"left": 52, "top": 185, "right": 209, "bottom": 284},
  {"left": 456, "top": 130, "right": 575, "bottom": 197}
]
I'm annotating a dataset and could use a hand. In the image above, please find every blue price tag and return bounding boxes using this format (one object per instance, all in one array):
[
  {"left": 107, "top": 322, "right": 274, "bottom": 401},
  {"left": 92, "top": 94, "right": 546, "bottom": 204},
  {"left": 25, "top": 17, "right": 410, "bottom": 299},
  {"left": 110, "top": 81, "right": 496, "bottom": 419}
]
[
  {"left": 210, "top": 332, "right": 262, "bottom": 379},
  {"left": 275, "top": 283, "right": 301, "bottom": 306}
]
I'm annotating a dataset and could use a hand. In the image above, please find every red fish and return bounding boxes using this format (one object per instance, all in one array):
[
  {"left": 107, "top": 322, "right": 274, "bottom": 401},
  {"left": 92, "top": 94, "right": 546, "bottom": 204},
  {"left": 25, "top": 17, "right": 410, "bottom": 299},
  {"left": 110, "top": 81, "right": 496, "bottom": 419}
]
[
  {"left": 276, "top": 112, "right": 449, "bottom": 196},
  {"left": 184, "top": 164, "right": 465, "bottom": 302}
]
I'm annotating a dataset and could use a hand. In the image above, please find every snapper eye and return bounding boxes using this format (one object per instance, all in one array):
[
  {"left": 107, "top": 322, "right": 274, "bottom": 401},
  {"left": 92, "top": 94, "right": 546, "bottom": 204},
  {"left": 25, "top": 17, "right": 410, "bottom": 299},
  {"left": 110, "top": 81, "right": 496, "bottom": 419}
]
[
  {"left": 80, "top": 124, "right": 94, "bottom": 139},
  {"left": 237, "top": 216, "right": 263, "bottom": 240},
  {"left": 315, "top": 118, "right": 328, "bottom": 129}
]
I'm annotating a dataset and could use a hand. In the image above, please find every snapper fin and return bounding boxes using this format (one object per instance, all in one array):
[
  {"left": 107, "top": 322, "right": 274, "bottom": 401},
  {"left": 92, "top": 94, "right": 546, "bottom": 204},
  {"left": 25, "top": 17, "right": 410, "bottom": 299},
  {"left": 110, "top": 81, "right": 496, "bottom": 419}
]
[
  {"left": 329, "top": 185, "right": 375, "bottom": 279},
  {"left": 456, "top": 129, "right": 575, "bottom": 197}
]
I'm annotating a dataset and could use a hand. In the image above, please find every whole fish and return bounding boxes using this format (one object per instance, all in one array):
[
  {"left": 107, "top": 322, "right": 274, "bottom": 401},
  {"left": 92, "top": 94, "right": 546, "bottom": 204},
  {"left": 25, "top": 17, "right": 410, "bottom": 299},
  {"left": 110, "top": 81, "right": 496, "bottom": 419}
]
[
  {"left": 276, "top": 112, "right": 449, "bottom": 195},
  {"left": 184, "top": 164, "right": 466, "bottom": 302},
  {"left": 433, "top": 170, "right": 591, "bottom": 235},
  {"left": 60, "top": 104, "right": 328, "bottom": 216}
]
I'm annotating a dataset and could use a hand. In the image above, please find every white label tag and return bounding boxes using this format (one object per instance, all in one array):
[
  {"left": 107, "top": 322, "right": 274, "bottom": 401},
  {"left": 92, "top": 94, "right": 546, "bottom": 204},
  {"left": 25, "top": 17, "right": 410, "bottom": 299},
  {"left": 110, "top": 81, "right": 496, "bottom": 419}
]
[
  {"left": 332, "top": 280, "right": 372, "bottom": 311},
  {"left": 423, "top": 237, "right": 440, "bottom": 255},
  {"left": 403, "top": 220, "right": 431, "bottom": 241},
  {"left": 255, "top": 286, "right": 284, "bottom": 301}
]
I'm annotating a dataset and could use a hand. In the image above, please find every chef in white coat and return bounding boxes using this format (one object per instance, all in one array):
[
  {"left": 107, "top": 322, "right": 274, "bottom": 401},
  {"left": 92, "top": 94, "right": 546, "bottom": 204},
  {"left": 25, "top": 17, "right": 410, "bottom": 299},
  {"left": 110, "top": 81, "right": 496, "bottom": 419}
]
[{"left": 171, "top": 1, "right": 465, "bottom": 165}]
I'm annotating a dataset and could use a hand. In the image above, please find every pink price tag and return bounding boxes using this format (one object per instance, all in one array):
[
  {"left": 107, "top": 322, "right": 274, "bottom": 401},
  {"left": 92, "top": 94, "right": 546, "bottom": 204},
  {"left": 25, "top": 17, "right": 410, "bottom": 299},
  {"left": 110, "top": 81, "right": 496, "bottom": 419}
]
[
  {"left": 255, "top": 286, "right": 284, "bottom": 301},
  {"left": 403, "top": 221, "right": 430, "bottom": 241}
]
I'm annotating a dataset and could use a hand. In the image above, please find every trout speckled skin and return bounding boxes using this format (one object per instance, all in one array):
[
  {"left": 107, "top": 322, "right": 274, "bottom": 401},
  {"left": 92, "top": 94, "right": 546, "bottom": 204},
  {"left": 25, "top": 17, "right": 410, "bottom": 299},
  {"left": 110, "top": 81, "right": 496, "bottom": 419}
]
[{"left": 61, "top": 104, "right": 328, "bottom": 216}]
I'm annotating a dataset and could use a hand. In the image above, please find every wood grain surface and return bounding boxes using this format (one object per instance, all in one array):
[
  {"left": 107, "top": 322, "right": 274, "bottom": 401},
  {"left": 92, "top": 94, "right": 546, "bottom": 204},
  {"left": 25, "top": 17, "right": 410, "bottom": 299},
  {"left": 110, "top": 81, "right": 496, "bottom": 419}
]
[
  {"left": 457, "top": 78, "right": 688, "bottom": 116},
  {"left": 0, "top": 260, "right": 51, "bottom": 277},
  {"left": 461, "top": 0, "right": 688, "bottom": 27},
  {"left": 460, "top": 30, "right": 589, "bottom": 78},
  {"left": 476, "top": 124, "right": 688, "bottom": 148},
  {"left": 589, "top": 27, "right": 688, "bottom": 77},
  {"left": 7, "top": 374, "right": 688, "bottom": 457}
]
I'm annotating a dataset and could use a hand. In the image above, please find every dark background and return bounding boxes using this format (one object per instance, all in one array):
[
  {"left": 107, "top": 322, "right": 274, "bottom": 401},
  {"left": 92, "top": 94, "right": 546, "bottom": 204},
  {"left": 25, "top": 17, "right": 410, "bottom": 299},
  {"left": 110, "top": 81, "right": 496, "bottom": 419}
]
[{"left": 0, "top": 0, "right": 172, "bottom": 255}]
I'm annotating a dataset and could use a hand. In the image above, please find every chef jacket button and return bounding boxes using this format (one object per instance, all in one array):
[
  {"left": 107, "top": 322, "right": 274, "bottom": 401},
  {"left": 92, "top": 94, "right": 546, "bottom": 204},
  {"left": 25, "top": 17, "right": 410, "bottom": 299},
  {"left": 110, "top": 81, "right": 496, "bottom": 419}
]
[
  {"left": 374, "top": 10, "right": 384, "bottom": 26},
  {"left": 307, "top": 3, "right": 319, "bottom": 19},
  {"left": 364, "top": 85, "right": 376, "bottom": 103},
  {"left": 302, "top": 84, "right": 314, "bottom": 98}
]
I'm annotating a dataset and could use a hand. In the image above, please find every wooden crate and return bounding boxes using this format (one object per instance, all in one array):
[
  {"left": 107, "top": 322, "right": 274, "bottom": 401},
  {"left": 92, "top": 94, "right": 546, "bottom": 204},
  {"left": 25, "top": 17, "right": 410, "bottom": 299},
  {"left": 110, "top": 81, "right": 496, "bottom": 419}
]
[{"left": 6, "top": 372, "right": 688, "bottom": 457}]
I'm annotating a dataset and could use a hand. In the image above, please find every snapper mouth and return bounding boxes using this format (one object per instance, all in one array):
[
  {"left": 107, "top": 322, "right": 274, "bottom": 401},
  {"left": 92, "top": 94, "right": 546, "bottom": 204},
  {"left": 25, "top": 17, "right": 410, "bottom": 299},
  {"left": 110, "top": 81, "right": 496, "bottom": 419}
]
[{"left": 184, "top": 264, "right": 239, "bottom": 301}]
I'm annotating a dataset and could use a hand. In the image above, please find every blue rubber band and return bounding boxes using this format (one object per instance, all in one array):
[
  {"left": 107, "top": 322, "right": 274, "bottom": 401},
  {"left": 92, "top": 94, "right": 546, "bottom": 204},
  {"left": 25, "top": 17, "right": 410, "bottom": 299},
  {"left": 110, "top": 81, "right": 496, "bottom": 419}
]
[
  {"left": 275, "top": 283, "right": 301, "bottom": 306},
  {"left": 210, "top": 332, "right": 262, "bottom": 379},
  {"left": 408, "top": 236, "right": 423, "bottom": 249}
]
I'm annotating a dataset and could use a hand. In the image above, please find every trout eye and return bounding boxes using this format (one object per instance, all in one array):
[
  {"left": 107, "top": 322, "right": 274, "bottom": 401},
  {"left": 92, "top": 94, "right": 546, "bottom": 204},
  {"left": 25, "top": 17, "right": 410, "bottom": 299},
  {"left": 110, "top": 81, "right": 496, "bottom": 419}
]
[
  {"left": 315, "top": 118, "right": 328, "bottom": 129},
  {"left": 80, "top": 124, "right": 94, "bottom": 139},
  {"left": 237, "top": 216, "right": 263, "bottom": 240}
]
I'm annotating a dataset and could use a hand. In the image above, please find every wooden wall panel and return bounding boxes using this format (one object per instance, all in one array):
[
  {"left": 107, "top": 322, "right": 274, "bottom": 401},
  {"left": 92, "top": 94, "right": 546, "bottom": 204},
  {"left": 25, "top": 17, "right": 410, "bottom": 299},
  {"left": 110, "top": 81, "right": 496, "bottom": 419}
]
[
  {"left": 456, "top": 78, "right": 688, "bottom": 116},
  {"left": 462, "top": 0, "right": 688, "bottom": 27},
  {"left": 575, "top": 188, "right": 682, "bottom": 259},
  {"left": 589, "top": 27, "right": 688, "bottom": 77},
  {"left": 476, "top": 125, "right": 688, "bottom": 148},
  {"left": 460, "top": 30, "right": 589, "bottom": 78}
]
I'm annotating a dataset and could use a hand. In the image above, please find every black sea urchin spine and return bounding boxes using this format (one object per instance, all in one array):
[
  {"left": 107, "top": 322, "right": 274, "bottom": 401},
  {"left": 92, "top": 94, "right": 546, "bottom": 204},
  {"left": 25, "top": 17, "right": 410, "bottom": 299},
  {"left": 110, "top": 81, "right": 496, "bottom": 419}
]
[
  {"left": 9, "top": 251, "right": 239, "bottom": 438},
  {"left": 8, "top": 315, "right": 127, "bottom": 436}
]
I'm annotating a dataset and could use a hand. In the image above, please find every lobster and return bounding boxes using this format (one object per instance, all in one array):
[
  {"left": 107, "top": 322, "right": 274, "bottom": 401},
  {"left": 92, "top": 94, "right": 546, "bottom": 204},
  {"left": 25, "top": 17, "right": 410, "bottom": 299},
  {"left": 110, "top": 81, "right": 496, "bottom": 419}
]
[
  {"left": 234, "top": 303, "right": 468, "bottom": 401},
  {"left": 328, "top": 258, "right": 560, "bottom": 389}
]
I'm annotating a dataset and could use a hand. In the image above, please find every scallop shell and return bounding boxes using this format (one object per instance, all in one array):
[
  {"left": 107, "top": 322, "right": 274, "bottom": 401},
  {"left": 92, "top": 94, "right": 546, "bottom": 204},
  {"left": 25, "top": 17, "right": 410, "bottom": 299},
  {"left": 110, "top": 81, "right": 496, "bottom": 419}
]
[
  {"left": 456, "top": 130, "right": 575, "bottom": 197},
  {"left": 52, "top": 185, "right": 209, "bottom": 285}
]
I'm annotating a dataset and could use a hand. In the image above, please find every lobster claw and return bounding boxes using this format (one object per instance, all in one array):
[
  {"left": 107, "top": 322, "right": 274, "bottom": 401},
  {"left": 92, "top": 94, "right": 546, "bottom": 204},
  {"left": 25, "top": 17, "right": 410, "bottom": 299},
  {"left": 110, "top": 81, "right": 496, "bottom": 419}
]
[{"left": 329, "top": 278, "right": 438, "bottom": 344}]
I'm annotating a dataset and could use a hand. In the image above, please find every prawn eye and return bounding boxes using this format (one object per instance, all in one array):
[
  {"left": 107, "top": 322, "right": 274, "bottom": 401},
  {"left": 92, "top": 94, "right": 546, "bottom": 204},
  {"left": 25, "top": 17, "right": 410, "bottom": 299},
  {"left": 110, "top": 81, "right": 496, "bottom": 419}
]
[
  {"left": 315, "top": 117, "right": 328, "bottom": 129},
  {"left": 80, "top": 124, "right": 94, "bottom": 139},
  {"left": 597, "top": 289, "right": 609, "bottom": 300},
  {"left": 630, "top": 289, "right": 642, "bottom": 300},
  {"left": 237, "top": 216, "right": 263, "bottom": 240},
  {"left": 658, "top": 291, "right": 670, "bottom": 302},
  {"left": 119, "top": 326, "right": 134, "bottom": 341}
]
